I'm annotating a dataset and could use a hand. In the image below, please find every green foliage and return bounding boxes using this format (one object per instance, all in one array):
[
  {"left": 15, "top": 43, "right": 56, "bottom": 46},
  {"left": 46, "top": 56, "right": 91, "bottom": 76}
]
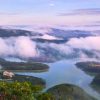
[
  {"left": 36, "top": 93, "right": 55, "bottom": 100},
  {"left": 0, "top": 60, "right": 49, "bottom": 71},
  {"left": 0, "top": 81, "right": 54, "bottom": 100}
]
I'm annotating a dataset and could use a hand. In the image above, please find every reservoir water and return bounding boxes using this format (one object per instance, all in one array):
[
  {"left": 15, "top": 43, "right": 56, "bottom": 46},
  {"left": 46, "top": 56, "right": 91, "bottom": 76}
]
[{"left": 17, "top": 58, "right": 100, "bottom": 100}]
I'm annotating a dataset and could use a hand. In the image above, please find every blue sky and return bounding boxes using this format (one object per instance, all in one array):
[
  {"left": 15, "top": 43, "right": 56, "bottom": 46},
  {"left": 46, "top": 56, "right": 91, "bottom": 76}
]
[{"left": 0, "top": 0, "right": 100, "bottom": 26}]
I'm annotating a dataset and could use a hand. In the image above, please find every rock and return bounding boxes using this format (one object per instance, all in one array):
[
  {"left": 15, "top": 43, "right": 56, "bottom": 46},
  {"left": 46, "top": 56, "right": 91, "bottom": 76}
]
[{"left": 3, "top": 71, "right": 14, "bottom": 79}]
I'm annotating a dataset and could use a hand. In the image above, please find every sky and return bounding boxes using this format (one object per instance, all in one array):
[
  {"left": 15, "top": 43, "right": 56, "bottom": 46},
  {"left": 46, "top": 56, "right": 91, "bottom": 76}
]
[{"left": 0, "top": 0, "right": 100, "bottom": 27}]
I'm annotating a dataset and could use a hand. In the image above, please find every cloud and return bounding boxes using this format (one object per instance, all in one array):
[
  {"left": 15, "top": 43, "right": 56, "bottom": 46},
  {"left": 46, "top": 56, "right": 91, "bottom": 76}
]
[
  {"left": 0, "top": 34, "right": 100, "bottom": 60},
  {"left": 0, "top": 36, "right": 38, "bottom": 58},
  {"left": 49, "top": 3, "right": 55, "bottom": 7},
  {"left": 49, "top": 36, "right": 100, "bottom": 59},
  {"left": 82, "top": 25, "right": 100, "bottom": 27},
  {"left": 40, "top": 36, "right": 100, "bottom": 59},
  {"left": 14, "top": 36, "right": 38, "bottom": 57},
  {"left": 59, "top": 8, "right": 100, "bottom": 16},
  {"left": 36, "top": 36, "right": 100, "bottom": 60},
  {"left": 37, "top": 34, "right": 60, "bottom": 40},
  {"left": 93, "top": 21, "right": 100, "bottom": 24},
  {"left": 67, "top": 36, "right": 100, "bottom": 51},
  {"left": 49, "top": 36, "right": 100, "bottom": 58},
  {"left": 0, "top": 12, "right": 20, "bottom": 16},
  {"left": 49, "top": 43, "right": 74, "bottom": 55}
]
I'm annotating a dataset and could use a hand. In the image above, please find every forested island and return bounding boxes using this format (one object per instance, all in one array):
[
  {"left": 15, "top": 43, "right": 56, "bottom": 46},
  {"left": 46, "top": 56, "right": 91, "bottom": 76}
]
[
  {"left": 76, "top": 61, "right": 100, "bottom": 94},
  {"left": 0, "top": 59, "right": 49, "bottom": 72},
  {"left": 76, "top": 61, "right": 100, "bottom": 74}
]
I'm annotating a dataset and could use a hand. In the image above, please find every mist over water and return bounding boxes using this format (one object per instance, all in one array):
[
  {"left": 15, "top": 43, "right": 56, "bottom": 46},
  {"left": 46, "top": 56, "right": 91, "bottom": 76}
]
[
  {"left": 0, "top": 36, "right": 38, "bottom": 58},
  {"left": 0, "top": 28, "right": 100, "bottom": 99},
  {"left": 0, "top": 0, "right": 100, "bottom": 99},
  {"left": 0, "top": 35, "right": 100, "bottom": 61}
]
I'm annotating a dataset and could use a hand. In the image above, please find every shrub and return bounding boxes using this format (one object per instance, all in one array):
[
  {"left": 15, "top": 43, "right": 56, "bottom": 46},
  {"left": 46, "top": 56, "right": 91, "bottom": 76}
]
[{"left": 0, "top": 81, "right": 54, "bottom": 100}]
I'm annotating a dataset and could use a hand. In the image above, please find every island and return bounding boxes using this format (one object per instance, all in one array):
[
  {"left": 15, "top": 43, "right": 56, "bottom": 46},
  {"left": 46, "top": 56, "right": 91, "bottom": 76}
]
[
  {"left": 75, "top": 61, "right": 100, "bottom": 94},
  {"left": 47, "top": 84, "right": 96, "bottom": 100},
  {"left": 75, "top": 61, "right": 100, "bottom": 74},
  {"left": 0, "top": 59, "right": 49, "bottom": 72}
]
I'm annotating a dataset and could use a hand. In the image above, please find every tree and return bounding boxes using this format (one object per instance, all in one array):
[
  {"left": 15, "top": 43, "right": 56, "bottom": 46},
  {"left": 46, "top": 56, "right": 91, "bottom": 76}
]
[{"left": 0, "top": 81, "right": 55, "bottom": 100}]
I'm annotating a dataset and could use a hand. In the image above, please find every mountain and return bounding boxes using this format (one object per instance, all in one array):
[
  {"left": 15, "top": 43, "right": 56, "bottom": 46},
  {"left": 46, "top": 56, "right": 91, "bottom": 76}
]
[
  {"left": 0, "top": 27, "right": 94, "bottom": 39},
  {"left": 47, "top": 28, "right": 93, "bottom": 39},
  {"left": 0, "top": 28, "right": 42, "bottom": 37}
]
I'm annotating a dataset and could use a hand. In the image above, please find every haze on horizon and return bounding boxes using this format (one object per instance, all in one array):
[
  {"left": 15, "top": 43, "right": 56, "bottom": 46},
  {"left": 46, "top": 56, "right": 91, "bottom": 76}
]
[{"left": 0, "top": 0, "right": 100, "bottom": 29}]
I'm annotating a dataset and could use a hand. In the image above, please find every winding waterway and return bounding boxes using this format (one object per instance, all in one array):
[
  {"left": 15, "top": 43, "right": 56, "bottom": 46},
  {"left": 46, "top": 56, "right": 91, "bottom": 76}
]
[{"left": 17, "top": 58, "right": 100, "bottom": 100}]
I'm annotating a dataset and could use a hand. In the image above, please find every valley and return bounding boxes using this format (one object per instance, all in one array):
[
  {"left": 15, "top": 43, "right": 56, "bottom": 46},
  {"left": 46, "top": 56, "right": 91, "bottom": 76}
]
[{"left": 0, "top": 27, "right": 100, "bottom": 100}]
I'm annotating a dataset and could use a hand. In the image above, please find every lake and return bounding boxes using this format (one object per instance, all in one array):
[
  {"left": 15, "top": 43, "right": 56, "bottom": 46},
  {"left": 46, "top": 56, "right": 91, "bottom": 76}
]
[{"left": 17, "top": 58, "right": 100, "bottom": 100}]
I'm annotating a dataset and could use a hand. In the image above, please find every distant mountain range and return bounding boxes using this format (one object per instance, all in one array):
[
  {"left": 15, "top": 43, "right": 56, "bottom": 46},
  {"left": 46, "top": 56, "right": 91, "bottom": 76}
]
[
  {"left": 47, "top": 28, "right": 93, "bottom": 39},
  {"left": 0, "top": 28, "right": 42, "bottom": 37},
  {"left": 0, "top": 27, "right": 94, "bottom": 39}
]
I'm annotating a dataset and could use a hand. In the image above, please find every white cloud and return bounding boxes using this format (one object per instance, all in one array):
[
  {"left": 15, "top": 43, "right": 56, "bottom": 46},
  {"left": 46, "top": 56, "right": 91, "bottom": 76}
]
[
  {"left": 67, "top": 36, "right": 100, "bottom": 51},
  {"left": 49, "top": 43, "right": 74, "bottom": 54},
  {"left": 14, "top": 36, "right": 38, "bottom": 57},
  {"left": 38, "top": 34, "right": 60, "bottom": 40},
  {"left": 49, "top": 3, "right": 55, "bottom": 7},
  {"left": 0, "top": 35, "right": 100, "bottom": 60},
  {"left": 0, "top": 36, "right": 38, "bottom": 58}
]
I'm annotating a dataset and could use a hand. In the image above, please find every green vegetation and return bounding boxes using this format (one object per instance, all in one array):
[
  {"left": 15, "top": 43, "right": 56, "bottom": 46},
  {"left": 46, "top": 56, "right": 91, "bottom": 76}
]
[
  {"left": 0, "top": 81, "right": 54, "bottom": 100},
  {"left": 0, "top": 73, "right": 46, "bottom": 87},
  {"left": 76, "top": 61, "right": 100, "bottom": 74},
  {"left": 47, "top": 84, "right": 96, "bottom": 100},
  {"left": 12, "top": 74, "right": 46, "bottom": 86},
  {"left": 0, "top": 59, "right": 49, "bottom": 72},
  {"left": 91, "top": 74, "right": 100, "bottom": 93},
  {"left": 76, "top": 61, "right": 100, "bottom": 94}
]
